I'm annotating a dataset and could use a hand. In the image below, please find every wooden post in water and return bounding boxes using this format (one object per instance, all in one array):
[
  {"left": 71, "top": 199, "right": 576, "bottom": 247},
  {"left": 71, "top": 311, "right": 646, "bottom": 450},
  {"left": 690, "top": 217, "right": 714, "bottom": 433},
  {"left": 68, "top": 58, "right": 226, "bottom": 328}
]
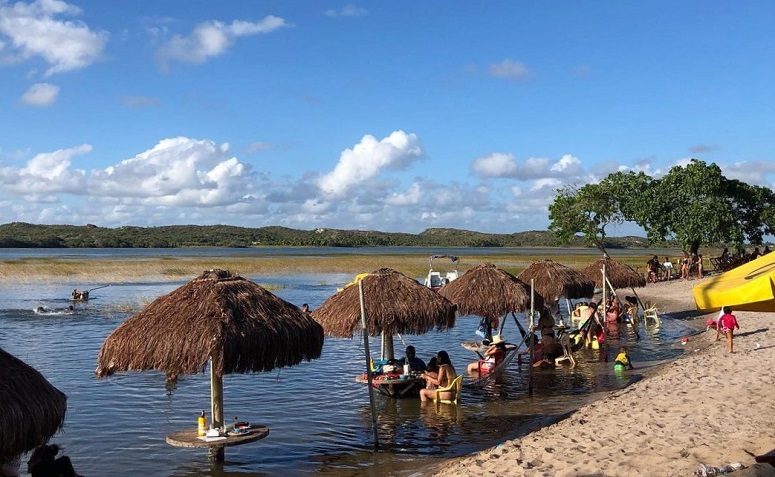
[
  {"left": 208, "top": 351, "right": 225, "bottom": 462},
  {"left": 528, "top": 279, "right": 535, "bottom": 396},
  {"left": 359, "top": 280, "right": 379, "bottom": 450}
]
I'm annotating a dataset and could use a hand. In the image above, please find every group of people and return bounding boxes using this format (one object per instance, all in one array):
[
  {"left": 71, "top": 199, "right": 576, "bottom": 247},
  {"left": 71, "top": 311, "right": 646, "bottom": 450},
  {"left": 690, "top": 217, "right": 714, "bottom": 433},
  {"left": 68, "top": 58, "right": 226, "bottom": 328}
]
[
  {"left": 647, "top": 253, "right": 704, "bottom": 283},
  {"left": 387, "top": 346, "right": 457, "bottom": 404}
]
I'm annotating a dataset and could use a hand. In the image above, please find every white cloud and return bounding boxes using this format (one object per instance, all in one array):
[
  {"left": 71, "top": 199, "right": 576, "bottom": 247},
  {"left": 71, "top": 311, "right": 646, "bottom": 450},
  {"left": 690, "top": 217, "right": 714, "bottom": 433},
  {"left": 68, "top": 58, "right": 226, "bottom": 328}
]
[
  {"left": 385, "top": 182, "right": 421, "bottom": 206},
  {"left": 471, "top": 153, "right": 582, "bottom": 180},
  {"left": 246, "top": 141, "right": 273, "bottom": 153},
  {"left": 550, "top": 154, "right": 581, "bottom": 173},
  {"left": 318, "top": 130, "right": 424, "bottom": 199},
  {"left": 487, "top": 59, "right": 531, "bottom": 82},
  {"left": 89, "top": 137, "right": 255, "bottom": 207},
  {"left": 0, "top": 144, "right": 89, "bottom": 194},
  {"left": 0, "top": 0, "right": 107, "bottom": 76},
  {"left": 156, "top": 16, "right": 288, "bottom": 69},
  {"left": 471, "top": 153, "right": 517, "bottom": 178},
  {"left": 324, "top": 5, "right": 368, "bottom": 17},
  {"left": 20, "top": 82, "right": 59, "bottom": 106}
]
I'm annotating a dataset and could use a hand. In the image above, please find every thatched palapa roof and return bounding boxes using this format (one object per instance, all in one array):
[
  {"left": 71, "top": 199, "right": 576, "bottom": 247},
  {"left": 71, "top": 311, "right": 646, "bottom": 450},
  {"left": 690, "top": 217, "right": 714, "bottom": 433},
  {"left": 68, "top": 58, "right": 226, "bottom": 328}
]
[
  {"left": 438, "top": 263, "right": 542, "bottom": 319},
  {"left": 0, "top": 347, "right": 67, "bottom": 460},
  {"left": 96, "top": 269, "right": 324, "bottom": 378},
  {"left": 581, "top": 257, "right": 646, "bottom": 289},
  {"left": 517, "top": 259, "right": 595, "bottom": 300},
  {"left": 312, "top": 268, "right": 456, "bottom": 338}
]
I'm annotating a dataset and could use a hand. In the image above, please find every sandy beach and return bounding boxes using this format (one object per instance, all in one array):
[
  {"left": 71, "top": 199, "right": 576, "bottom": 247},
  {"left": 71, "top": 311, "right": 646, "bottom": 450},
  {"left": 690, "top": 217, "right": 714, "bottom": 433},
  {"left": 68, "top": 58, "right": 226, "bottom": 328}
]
[{"left": 430, "top": 277, "right": 775, "bottom": 477}]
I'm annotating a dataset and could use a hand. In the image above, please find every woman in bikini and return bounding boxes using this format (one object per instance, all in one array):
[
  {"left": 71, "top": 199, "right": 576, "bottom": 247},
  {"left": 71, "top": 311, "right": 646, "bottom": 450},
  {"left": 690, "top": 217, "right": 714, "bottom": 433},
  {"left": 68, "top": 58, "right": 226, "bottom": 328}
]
[{"left": 420, "top": 350, "right": 457, "bottom": 403}]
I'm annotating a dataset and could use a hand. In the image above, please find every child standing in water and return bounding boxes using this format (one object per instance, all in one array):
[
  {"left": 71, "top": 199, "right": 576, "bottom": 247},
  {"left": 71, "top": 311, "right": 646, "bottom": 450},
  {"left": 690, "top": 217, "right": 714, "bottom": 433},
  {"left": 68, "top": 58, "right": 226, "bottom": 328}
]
[
  {"left": 614, "top": 346, "right": 634, "bottom": 370},
  {"left": 716, "top": 306, "right": 740, "bottom": 353}
]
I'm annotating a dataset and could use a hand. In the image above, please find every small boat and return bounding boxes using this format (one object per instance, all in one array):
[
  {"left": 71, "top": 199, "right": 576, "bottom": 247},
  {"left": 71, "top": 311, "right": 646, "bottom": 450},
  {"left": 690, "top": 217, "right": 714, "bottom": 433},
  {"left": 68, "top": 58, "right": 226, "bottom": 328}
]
[{"left": 423, "top": 255, "right": 460, "bottom": 290}]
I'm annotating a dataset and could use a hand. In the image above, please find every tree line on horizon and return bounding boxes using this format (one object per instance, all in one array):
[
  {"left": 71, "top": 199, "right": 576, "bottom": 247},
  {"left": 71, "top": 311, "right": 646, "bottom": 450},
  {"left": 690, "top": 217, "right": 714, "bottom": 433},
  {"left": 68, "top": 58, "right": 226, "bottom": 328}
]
[{"left": 0, "top": 222, "right": 660, "bottom": 249}]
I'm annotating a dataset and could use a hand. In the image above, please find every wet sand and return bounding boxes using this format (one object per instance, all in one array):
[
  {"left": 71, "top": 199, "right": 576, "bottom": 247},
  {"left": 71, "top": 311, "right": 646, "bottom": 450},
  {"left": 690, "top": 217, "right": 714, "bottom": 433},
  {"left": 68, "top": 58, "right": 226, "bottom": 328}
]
[{"left": 429, "top": 278, "right": 775, "bottom": 477}]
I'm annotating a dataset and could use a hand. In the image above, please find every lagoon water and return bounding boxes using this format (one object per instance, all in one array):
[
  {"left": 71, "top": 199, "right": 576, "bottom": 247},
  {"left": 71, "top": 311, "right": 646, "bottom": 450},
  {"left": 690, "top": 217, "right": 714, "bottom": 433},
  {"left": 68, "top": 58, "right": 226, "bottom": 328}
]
[{"left": 0, "top": 248, "right": 694, "bottom": 477}]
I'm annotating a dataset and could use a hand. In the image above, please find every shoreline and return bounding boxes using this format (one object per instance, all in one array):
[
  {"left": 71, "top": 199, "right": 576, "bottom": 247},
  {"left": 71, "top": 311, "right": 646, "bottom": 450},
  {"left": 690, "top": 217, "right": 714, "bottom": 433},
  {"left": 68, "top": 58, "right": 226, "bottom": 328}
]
[{"left": 427, "top": 278, "right": 775, "bottom": 477}]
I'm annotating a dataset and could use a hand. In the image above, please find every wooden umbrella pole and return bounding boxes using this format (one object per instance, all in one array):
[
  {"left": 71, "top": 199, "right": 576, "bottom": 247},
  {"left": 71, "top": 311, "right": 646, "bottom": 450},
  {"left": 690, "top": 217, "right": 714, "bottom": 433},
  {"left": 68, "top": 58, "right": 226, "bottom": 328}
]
[
  {"left": 601, "top": 263, "right": 609, "bottom": 362},
  {"left": 528, "top": 279, "right": 535, "bottom": 396},
  {"left": 358, "top": 280, "right": 379, "bottom": 451},
  {"left": 209, "top": 351, "right": 225, "bottom": 462}
]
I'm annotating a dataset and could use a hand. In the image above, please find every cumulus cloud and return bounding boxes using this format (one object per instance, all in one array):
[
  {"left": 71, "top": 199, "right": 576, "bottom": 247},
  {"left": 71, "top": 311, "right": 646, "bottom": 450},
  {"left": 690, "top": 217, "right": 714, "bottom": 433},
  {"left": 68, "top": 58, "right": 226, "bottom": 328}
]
[
  {"left": 324, "top": 4, "right": 368, "bottom": 17},
  {"left": 20, "top": 82, "right": 59, "bottom": 106},
  {"left": 156, "top": 16, "right": 288, "bottom": 70},
  {"left": 471, "top": 153, "right": 517, "bottom": 178},
  {"left": 471, "top": 153, "right": 582, "bottom": 180},
  {"left": 89, "top": 137, "right": 255, "bottom": 207},
  {"left": 0, "top": 144, "right": 89, "bottom": 194},
  {"left": 318, "top": 130, "right": 424, "bottom": 199},
  {"left": 0, "top": 0, "right": 107, "bottom": 76},
  {"left": 385, "top": 182, "right": 421, "bottom": 206},
  {"left": 487, "top": 59, "right": 531, "bottom": 82}
]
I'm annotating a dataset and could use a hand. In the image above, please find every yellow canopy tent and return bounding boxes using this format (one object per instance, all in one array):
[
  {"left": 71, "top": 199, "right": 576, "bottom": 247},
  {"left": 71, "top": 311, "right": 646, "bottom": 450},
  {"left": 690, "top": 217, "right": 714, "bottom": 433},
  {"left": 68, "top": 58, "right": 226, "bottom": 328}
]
[{"left": 693, "top": 253, "right": 775, "bottom": 312}]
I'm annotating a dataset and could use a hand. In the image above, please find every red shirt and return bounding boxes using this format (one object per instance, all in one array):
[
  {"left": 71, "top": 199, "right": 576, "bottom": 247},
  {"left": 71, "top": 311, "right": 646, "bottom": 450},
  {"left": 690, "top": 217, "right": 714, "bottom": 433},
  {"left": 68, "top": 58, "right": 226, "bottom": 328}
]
[{"left": 719, "top": 313, "right": 738, "bottom": 331}]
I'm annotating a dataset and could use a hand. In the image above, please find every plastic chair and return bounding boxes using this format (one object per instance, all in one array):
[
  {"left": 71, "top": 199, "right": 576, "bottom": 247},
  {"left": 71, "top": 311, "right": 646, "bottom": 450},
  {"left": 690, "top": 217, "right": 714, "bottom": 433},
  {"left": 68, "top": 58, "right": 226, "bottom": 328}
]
[
  {"left": 643, "top": 302, "right": 661, "bottom": 326},
  {"left": 434, "top": 375, "right": 463, "bottom": 406}
]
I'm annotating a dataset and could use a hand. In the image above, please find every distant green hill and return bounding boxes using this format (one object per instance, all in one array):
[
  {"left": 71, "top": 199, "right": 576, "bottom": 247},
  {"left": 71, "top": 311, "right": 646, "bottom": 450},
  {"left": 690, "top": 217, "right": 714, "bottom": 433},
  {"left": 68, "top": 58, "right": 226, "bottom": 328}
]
[{"left": 0, "top": 222, "right": 659, "bottom": 249}]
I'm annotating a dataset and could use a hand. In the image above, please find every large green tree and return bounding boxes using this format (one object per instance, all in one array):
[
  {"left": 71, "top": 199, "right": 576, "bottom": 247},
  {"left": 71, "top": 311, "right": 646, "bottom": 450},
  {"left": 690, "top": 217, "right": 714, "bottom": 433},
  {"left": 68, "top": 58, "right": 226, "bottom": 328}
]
[
  {"left": 549, "top": 159, "right": 775, "bottom": 255},
  {"left": 548, "top": 171, "right": 650, "bottom": 255}
]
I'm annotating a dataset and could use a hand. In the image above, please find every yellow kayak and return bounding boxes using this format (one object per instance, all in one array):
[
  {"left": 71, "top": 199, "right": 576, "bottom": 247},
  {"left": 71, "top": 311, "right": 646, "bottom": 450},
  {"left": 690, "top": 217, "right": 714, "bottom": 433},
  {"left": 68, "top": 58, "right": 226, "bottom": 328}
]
[{"left": 693, "top": 253, "right": 775, "bottom": 312}]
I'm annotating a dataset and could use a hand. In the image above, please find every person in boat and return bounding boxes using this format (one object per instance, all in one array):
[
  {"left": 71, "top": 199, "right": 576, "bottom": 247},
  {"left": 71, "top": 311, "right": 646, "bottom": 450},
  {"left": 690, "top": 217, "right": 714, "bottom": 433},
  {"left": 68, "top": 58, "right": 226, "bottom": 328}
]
[
  {"left": 397, "top": 345, "right": 427, "bottom": 372},
  {"left": 467, "top": 334, "right": 507, "bottom": 376},
  {"left": 419, "top": 350, "right": 457, "bottom": 403}
]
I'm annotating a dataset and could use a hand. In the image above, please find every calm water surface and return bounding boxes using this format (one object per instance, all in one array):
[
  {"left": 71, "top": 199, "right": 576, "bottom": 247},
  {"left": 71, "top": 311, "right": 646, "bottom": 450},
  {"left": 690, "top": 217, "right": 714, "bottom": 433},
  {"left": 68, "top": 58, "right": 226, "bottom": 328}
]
[{"left": 0, "top": 249, "right": 695, "bottom": 477}]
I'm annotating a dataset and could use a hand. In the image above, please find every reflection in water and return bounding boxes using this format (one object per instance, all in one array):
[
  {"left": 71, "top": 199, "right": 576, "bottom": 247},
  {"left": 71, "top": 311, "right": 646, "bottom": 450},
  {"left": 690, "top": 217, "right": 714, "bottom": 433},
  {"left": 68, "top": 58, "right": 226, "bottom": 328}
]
[{"left": 0, "top": 272, "right": 697, "bottom": 477}]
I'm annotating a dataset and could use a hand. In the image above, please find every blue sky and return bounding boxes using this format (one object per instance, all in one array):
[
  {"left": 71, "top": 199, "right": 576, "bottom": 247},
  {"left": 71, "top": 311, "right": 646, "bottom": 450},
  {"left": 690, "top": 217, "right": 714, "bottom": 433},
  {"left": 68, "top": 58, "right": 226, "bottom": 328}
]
[{"left": 1, "top": 1, "right": 774, "bottom": 234}]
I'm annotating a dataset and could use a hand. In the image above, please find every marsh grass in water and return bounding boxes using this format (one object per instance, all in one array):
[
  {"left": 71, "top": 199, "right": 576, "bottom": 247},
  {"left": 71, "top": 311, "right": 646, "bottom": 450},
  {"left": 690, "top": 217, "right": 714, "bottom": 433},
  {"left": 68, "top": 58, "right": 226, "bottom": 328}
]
[{"left": 0, "top": 252, "right": 656, "bottom": 284}]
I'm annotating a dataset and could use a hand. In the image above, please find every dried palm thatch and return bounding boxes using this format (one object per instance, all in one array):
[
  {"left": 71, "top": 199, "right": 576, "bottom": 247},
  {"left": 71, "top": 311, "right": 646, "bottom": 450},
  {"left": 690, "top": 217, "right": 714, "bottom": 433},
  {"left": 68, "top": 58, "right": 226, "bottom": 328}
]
[
  {"left": 312, "top": 267, "right": 456, "bottom": 338},
  {"left": 0, "top": 347, "right": 67, "bottom": 461},
  {"left": 438, "top": 263, "right": 542, "bottom": 319},
  {"left": 96, "top": 269, "right": 324, "bottom": 378},
  {"left": 581, "top": 257, "right": 646, "bottom": 289},
  {"left": 517, "top": 259, "right": 595, "bottom": 301}
]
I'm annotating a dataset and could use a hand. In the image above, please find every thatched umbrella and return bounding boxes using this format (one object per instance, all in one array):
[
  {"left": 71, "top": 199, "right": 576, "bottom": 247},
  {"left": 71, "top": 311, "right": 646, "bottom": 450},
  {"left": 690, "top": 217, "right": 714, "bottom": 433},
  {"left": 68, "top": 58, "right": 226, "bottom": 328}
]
[
  {"left": 581, "top": 257, "right": 646, "bottom": 290},
  {"left": 517, "top": 259, "right": 595, "bottom": 302},
  {"left": 312, "top": 267, "right": 457, "bottom": 344},
  {"left": 438, "top": 263, "right": 542, "bottom": 321},
  {"left": 312, "top": 267, "right": 456, "bottom": 448},
  {"left": 1, "top": 347, "right": 67, "bottom": 461},
  {"left": 96, "top": 269, "right": 324, "bottom": 461}
]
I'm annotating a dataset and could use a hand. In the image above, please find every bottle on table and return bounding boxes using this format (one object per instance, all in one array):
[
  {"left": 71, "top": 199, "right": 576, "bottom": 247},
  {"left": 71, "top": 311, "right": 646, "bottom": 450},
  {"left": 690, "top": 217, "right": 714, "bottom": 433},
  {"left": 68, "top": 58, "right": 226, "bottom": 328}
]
[{"left": 197, "top": 410, "right": 207, "bottom": 436}]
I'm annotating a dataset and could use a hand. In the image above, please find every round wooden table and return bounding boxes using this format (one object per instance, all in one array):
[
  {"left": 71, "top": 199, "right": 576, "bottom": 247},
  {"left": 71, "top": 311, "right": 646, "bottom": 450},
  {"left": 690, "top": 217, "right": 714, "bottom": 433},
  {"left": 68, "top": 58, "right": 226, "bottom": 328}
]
[
  {"left": 356, "top": 375, "right": 425, "bottom": 398},
  {"left": 166, "top": 424, "right": 269, "bottom": 461}
]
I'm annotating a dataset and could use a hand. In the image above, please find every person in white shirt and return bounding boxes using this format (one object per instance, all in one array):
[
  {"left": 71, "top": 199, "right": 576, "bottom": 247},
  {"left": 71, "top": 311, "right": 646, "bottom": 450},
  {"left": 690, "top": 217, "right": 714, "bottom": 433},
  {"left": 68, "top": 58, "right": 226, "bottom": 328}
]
[{"left": 662, "top": 257, "right": 674, "bottom": 281}]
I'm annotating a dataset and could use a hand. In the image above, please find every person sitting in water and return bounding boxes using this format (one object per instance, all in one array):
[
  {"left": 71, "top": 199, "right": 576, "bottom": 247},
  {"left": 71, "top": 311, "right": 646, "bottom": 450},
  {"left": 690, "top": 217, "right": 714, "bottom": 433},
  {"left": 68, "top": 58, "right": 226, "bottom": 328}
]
[
  {"left": 396, "top": 345, "right": 427, "bottom": 372},
  {"left": 614, "top": 346, "right": 635, "bottom": 370},
  {"left": 467, "top": 335, "right": 507, "bottom": 376},
  {"left": 424, "top": 357, "right": 439, "bottom": 390},
  {"left": 420, "top": 350, "right": 457, "bottom": 403}
]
